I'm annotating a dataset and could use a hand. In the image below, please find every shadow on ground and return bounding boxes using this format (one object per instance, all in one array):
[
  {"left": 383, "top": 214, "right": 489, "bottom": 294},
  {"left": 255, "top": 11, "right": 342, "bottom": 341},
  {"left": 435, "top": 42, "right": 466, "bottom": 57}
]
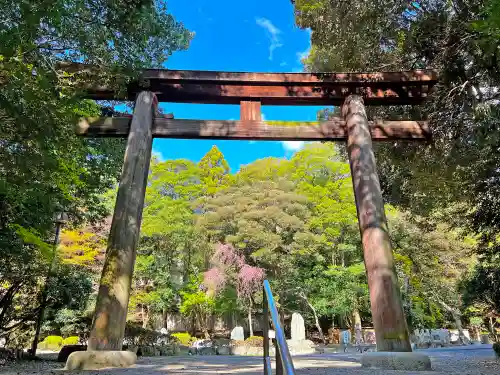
[{"left": 0, "top": 347, "right": 498, "bottom": 375}]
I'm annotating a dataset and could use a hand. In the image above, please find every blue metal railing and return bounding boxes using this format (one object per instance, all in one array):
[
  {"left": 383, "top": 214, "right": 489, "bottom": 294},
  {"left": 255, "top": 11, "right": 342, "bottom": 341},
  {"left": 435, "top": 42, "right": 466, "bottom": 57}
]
[{"left": 263, "top": 280, "right": 295, "bottom": 375}]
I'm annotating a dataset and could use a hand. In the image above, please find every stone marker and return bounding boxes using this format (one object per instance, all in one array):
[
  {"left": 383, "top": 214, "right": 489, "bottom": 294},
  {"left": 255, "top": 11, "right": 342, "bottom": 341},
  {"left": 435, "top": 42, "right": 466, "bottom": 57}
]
[
  {"left": 450, "top": 329, "right": 471, "bottom": 344},
  {"left": 231, "top": 326, "right": 244, "bottom": 341},
  {"left": 288, "top": 313, "right": 315, "bottom": 355},
  {"left": 65, "top": 350, "right": 137, "bottom": 370},
  {"left": 341, "top": 330, "right": 351, "bottom": 345},
  {"left": 291, "top": 313, "right": 306, "bottom": 341}
]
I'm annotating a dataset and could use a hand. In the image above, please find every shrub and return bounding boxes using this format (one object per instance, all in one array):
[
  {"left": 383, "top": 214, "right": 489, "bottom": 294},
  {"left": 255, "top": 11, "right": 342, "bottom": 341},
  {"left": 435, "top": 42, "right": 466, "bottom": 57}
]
[
  {"left": 123, "top": 322, "right": 173, "bottom": 346},
  {"left": 171, "top": 332, "right": 194, "bottom": 345},
  {"left": 62, "top": 336, "right": 79, "bottom": 346},
  {"left": 40, "top": 335, "right": 64, "bottom": 351},
  {"left": 493, "top": 342, "right": 500, "bottom": 358},
  {"left": 245, "top": 336, "right": 264, "bottom": 347}
]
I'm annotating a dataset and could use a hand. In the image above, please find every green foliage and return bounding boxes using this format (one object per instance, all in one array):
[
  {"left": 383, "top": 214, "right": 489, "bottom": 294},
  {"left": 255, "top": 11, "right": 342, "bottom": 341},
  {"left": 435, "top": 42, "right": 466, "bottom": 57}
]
[
  {"left": 11, "top": 225, "right": 53, "bottom": 260},
  {"left": 0, "top": 0, "right": 192, "bottom": 339},
  {"left": 48, "top": 308, "right": 93, "bottom": 340},
  {"left": 171, "top": 332, "right": 195, "bottom": 345},
  {"left": 62, "top": 336, "right": 79, "bottom": 346},
  {"left": 462, "top": 262, "right": 500, "bottom": 315},
  {"left": 9, "top": 135, "right": 482, "bottom": 340},
  {"left": 59, "top": 226, "right": 107, "bottom": 270},
  {"left": 180, "top": 279, "right": 215, "bottom": 317},
  {"left": 40, "top": 335, "right": 64, "bottom": 351},
  {"left": 294, "top": 0, "right": 500, "bottom": 322},
  {"left": 198, "top": 146, "right": 231, "bottom": 195},
  {"left": 123, "top": 322, "right": 173, "bottom": 346},
  {"left": 178, "top": 275, "right": 214, "bottom": 337}
]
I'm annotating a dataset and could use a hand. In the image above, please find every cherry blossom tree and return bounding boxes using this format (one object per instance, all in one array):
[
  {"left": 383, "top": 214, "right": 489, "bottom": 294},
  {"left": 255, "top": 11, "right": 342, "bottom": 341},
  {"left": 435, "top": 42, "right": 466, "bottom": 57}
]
[{"left": 203, "top": 243, "right": 264, "bottom": 336}]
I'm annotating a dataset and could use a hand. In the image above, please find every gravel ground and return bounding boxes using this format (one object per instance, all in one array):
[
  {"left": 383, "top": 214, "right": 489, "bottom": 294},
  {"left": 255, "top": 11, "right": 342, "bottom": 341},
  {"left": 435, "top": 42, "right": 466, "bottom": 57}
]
[{"left": 0, "top": 346, "right": 497, "bottom": 375}]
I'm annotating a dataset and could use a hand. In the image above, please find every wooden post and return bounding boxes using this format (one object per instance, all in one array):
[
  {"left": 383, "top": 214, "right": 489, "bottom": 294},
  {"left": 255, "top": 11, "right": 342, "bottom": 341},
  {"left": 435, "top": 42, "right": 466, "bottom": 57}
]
[
  {"left": 342, "top": 95, "right": 412, "bottom": 352},
  {"left": 88, "top": 91, "right": 157, "bottom": 350},
  {"left": 239, "top": 101, "right": 262, "bottom": 137},
  {"left": 240, "top": 101, "right": 262, "bottom": 121}
]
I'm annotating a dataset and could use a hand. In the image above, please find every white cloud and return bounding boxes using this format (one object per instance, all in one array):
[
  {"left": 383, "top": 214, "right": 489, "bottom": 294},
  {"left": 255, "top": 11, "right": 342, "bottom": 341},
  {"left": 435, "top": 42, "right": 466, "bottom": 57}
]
[
  {"left": 280, "top": 61, "right": 288, "bottom": 67},
  {"left": 297, "top": 49, "right": 309, "bottom": 63},
  {"left": 152, "top": 150, "right": 165, "bottom": 161},
  {"left": 296, "top": 28, "right": 312, "bottom": 64},
  {"left": 282, "top": 141, "right": 305, "bottom": 152},
  {"left": 261, "top": 113, "right": 266, "bottom": 121},
  {"left": 256, "top": 17, "right": 283, "bottom": 60}
]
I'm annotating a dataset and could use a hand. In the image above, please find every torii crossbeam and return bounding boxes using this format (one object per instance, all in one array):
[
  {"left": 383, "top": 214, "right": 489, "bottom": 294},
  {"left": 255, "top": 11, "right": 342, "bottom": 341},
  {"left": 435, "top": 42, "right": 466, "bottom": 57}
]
[{"left": 78, "top": 66, "right": 437, "bottom": 353}]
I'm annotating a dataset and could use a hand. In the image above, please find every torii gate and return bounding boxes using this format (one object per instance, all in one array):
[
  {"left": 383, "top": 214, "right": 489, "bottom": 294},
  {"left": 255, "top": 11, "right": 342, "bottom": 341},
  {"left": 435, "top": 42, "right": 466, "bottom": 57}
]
[{"left": 76, "top": 67, "right": 437, "bottom": 353}]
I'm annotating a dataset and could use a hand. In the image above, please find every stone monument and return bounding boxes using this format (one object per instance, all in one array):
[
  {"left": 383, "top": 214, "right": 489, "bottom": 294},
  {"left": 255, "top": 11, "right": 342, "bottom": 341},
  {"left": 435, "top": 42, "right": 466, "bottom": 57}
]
[
  {"left": 341, "top": 330, "right": 351, "bottom": 345},
  {"left": 269, "top": 329, "right": 276, "bottom": 339},
  {"left": 231, "top": 326, "right": 244, "bottom": 341},
  {"left": 291, "top": 313, "right": 306, "bottom": 341},
  {"left": 287, "top": 313, "right": 315, "bottom": 355}
]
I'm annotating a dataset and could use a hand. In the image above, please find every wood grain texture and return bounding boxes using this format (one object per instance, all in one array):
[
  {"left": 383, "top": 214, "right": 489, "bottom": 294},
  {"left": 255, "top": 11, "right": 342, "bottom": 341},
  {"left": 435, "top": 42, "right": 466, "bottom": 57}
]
[
  {"left": 59, "top": 63, "right": 437, "bottom": 105},
  {"left": 59, "top": 62, "right": 437, "bottom": 83},
  {"left": 343, "top": 95, "right": 412, "bottom": 352},
  {"left": 77, "top": 117, "right": 431, "bottom": 141},
  {"left": 88, "top": 92, "right": 156, "bottom": 351}
]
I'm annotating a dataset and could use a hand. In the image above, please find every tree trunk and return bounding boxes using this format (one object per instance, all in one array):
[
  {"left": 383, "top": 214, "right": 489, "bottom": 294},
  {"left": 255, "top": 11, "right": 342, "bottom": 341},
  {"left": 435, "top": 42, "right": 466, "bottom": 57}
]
[
  {"left": 331, "top": 228, "right": 345, "bottom": 266},
  {"left": 343, "top": 95, "right": 411, "bottom": 352},
  {"left": 300, "top": 293, "right": 325, "bottom": 344},
  {"left": 199, "top": 312, "right": 210, "bottom": 339},
  {"left": 88, "top": 91, "right": 156, "bottom": 350},
  {"left": 31, "top": 222, "right": 62, "bottom": 356},
  {"left": 142, "top": 305, "right": 149, "bottom": 329},
  {"left": 191, "top": 315, "right": 196, "bottom": 337},
  {"left": 162, "top": 309, "right": 168, "bottom": 329},
  {"left": 353, "top": 309, "right": 362, "bottom": 327},
  {"left": 248, "top": 298, "right": 254, "bottom": 337},
  {"left": 0, "top": 281, "right": 22, "bottom": 329},
  {"left": 353, "top": 309, "right": 363, "bottom": 345},
  {"left": 488, "top": 316, "right": 498, "bottom": 341},
  {"left": 452, "top": 312, "right": 468, "bottom": 345},
  {"left": 432, "top": 294, "right": 468, "bottom": 345}
]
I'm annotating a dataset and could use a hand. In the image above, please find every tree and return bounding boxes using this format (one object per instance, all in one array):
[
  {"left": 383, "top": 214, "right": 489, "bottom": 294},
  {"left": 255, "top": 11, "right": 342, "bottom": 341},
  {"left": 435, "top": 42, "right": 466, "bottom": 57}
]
[
  {"left": 131, "top": 159, "right": 207, "bottom": 328},
  {"left": 0, "top": 0, "right": 191, "bottom": 344},
  {"left": 198, "top": 146, "right": 231, "bottom": 196},
  {"left": 293, "top": 0, "right": 500, "bottom": 325},
  {"left": 388, "top": 210, "right": 476, "bottom": 339},
  {"left": 197, "top": 179, "right": 311, "bottom": 287},
  {"left": 204, "top": 243, "right": 264, "bottom": 336},
  {"left": 179, "top": 275, "right": 214, "bottom": 339}
]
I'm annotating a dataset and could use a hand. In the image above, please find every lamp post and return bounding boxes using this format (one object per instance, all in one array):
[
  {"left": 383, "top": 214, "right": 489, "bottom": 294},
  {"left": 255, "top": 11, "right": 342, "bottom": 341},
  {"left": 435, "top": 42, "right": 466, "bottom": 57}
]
[{"left": 30, "top": 211, "right": 68, "bottom": 357}]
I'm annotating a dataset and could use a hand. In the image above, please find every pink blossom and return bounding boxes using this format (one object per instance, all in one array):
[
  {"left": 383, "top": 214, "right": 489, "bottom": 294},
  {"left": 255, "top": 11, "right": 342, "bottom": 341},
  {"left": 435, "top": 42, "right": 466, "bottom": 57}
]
[
  {"left": 212, "top": 243, "right": 244, "bottom": 269},
  {"left": 237, "top": 265, "right": 265, "bottom": 298},
  {"left": 203, "top": 267, "right": 226, "bottom": 293}
]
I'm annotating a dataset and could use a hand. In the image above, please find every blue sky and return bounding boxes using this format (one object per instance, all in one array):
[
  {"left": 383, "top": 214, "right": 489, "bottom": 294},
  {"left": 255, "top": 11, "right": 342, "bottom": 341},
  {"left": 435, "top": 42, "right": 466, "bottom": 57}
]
[{"left": 150, "top": 0, "right": 330, "bottom": 171}]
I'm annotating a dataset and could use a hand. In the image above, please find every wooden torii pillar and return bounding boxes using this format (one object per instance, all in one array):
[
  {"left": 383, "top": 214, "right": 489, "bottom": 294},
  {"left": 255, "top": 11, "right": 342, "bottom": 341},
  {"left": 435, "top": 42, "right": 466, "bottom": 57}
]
[{"left": 76, "top": 67, "right": 436, "bottom": 352}]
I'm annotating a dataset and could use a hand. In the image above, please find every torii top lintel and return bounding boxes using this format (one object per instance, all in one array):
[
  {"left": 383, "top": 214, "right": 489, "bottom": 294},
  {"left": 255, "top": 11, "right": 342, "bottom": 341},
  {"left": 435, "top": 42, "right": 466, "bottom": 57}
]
[{"left": 81, "top": 67, "right": 437, "bottom": 106}]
